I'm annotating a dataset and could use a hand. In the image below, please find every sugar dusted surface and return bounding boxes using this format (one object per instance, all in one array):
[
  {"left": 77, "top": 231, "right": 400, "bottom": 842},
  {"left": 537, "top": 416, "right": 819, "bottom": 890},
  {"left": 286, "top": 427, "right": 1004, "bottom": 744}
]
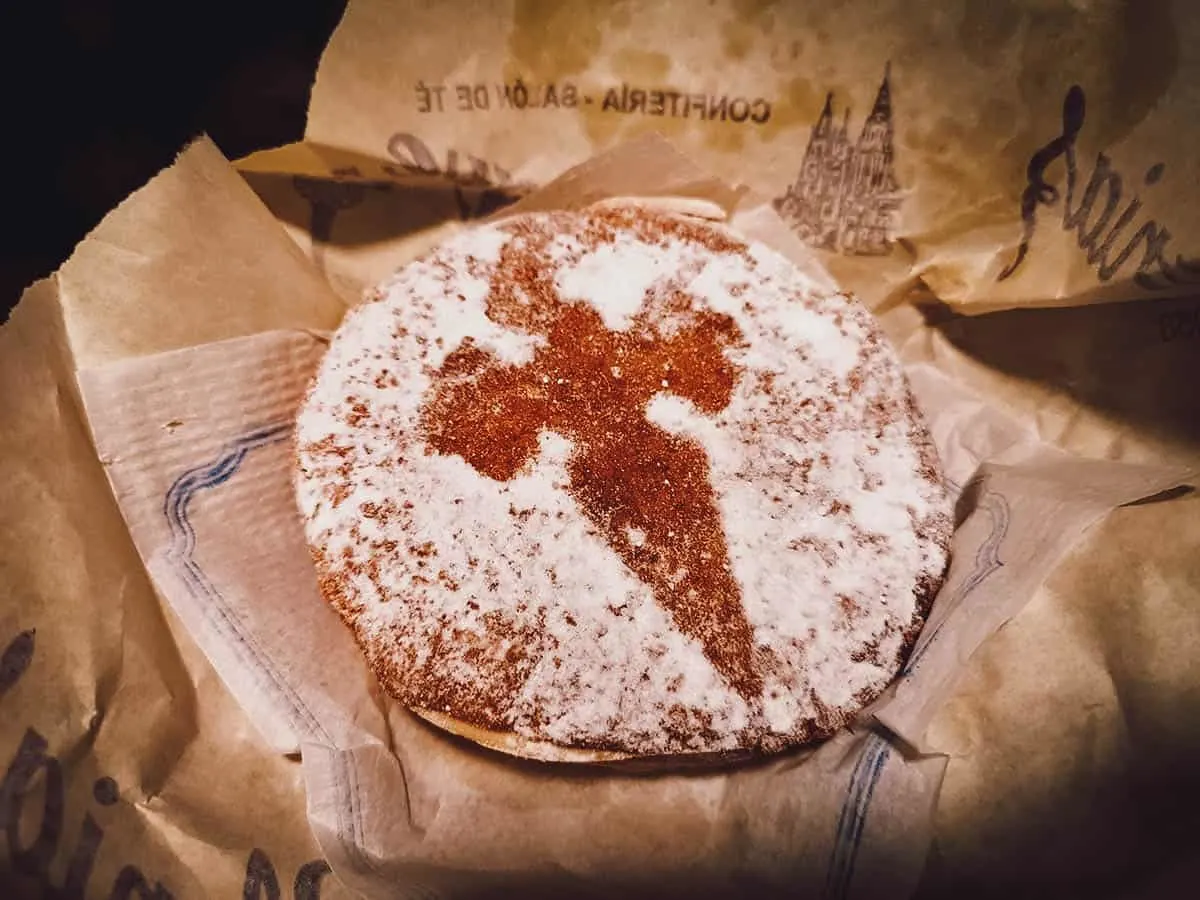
[{"left": 294, "top": 207, "right": 952, "bottom": 757}]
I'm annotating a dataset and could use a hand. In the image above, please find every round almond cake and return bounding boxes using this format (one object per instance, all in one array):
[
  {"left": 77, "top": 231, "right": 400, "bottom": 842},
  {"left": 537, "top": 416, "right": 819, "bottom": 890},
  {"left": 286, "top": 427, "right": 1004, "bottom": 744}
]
[{"left": 294, "top": 204, "right": 952, "bottom": 761}]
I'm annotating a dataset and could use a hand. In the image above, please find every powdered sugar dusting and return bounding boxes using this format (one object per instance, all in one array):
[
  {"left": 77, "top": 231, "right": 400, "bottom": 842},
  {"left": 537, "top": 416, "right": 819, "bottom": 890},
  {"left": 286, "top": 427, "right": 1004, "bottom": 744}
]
[
  {"left": 295, "top": 207, "right": 951, "bottom": 757},
  {"left": 555, "top": 238, "right": 692, "bottom": 331}
]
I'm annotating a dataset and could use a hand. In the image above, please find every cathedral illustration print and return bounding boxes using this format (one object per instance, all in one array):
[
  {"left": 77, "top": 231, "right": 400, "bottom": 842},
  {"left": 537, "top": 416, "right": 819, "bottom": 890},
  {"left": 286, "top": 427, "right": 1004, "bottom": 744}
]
[{"left": 773, "top": 65, "right": 900, "bottom": 256}]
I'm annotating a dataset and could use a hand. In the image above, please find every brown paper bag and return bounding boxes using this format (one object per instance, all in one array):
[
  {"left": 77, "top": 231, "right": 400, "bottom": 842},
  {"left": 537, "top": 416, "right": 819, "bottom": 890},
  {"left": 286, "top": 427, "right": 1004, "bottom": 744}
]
[
  {"left": 67, "top": 132, "right": 1189, "bottom": 900},
  {"left": 0, "top": 141, "right": 358, "bottom": 899},
  {"left": 240, "top": 0, "right": 1200, "bottom": 314},
  {"left": 889, "top": 289, "right": 1200, "bottom": 897}
]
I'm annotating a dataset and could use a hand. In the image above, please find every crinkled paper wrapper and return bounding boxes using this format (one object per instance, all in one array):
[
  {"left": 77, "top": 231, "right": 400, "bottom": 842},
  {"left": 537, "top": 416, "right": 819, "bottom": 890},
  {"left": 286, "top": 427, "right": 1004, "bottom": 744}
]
[
  {"left": 3, "top": 1, "right": 1200, "bottom": 897},
  {"left": 248, "top": 0, "right": 1200, "bottom": 315}
]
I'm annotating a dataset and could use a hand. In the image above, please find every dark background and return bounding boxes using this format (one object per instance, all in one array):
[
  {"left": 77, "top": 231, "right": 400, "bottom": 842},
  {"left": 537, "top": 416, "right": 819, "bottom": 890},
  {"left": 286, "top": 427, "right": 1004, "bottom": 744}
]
[{"left": 0, "top": 0, "right": 348, "bottom": 320}]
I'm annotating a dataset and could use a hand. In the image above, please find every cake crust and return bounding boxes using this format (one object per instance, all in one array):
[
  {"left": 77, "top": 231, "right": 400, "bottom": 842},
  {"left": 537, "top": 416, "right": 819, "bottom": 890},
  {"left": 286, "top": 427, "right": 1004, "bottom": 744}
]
[{"left": 295, "top": 206, "right": 952, "bottom": 759}]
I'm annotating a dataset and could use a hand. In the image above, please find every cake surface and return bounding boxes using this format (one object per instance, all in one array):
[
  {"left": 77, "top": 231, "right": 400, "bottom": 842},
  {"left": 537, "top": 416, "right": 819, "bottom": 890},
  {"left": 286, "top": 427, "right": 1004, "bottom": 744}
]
[{"left": 294, "top": 205, "right": 951, "bottom": 759}]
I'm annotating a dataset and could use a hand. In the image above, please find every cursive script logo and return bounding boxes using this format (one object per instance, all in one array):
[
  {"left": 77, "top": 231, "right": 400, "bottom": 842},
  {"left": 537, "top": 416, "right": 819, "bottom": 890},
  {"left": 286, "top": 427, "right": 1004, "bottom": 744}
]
[
  {"left": 385, "top": 132, "right": 528, "bottom": 221},
  {"left": 0, "top": 629, "right": 332, "bottom": 898},
  {"left": 998, "top": 84, "right": 1200, "bottom": 290},
  {"left": 419, "top": 212, "right": 763, "bottom": 698}
]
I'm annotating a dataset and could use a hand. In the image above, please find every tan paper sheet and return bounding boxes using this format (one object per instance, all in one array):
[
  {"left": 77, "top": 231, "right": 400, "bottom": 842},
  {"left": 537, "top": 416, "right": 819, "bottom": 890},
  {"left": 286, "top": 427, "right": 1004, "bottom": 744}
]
[
  {"left": 891, "top": 289, "right": 1200, "bottom": 898},
  {"left": 74, "top": 136, "right": 1189, "bottom": 900},
  {"left": 246, "top": 0, "right": 1200, "bottom": 314},
  {"left": 0, "top": 143, "right": 357, "bottom": 899}
]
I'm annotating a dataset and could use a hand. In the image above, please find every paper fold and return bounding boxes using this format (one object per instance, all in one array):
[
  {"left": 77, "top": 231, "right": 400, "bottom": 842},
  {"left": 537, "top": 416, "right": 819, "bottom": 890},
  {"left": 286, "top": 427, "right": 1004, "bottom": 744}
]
[{"left": 285, "top": 0, "right": 1200, "bottom": 315}]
